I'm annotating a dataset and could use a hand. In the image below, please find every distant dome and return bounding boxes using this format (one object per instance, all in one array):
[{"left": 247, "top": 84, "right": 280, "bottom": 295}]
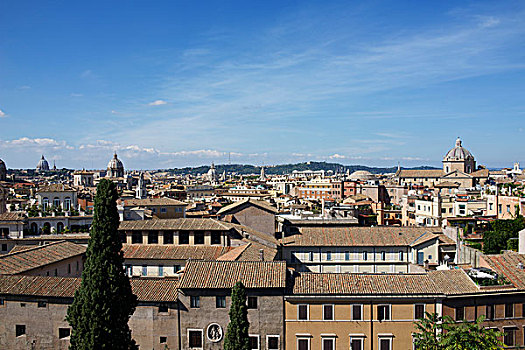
[
  {"left": 107, "top": 152, "right": 125, "bottom": 178},
  {"left": 207, "top": 163, "right": 217, "bottom": 182},
  {"left": 349, "top": 170, "right": 375, "bottom": 180},
  {"left": 36, "top": 155, "right": 50, "bottom": 172},
  {"left": 444, "top": 137, "right": 473, "bottom": 161},
  {"left": 0, "top": 158, "right": 6, "bottom": 181}
]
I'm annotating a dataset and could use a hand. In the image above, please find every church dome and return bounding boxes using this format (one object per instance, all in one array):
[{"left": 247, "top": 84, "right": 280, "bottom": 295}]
[
  {"left": 107, "top": 153, "right": 125, "bottom": 177},
  {"left": 36, "top": 155, "right": 50, "bottom": 172},
  {"left": 207, "top": 163, "right": 217, "bottom": 182},
  {"left": 349, "top": 170, "right": 375, "bottom": 180},
  {"left": 444, "top": 138, "right": 473, "bottom": 160}
]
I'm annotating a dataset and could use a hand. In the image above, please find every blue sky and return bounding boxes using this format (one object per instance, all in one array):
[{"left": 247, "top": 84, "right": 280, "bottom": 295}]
[{"left": 1, "top": 0, "right": 524, "bottom": 170}]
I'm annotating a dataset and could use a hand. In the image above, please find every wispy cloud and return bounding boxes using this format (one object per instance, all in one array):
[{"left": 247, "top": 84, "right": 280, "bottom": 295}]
[
  {"left": 148, "top": 100, "right": 167, "bottom": 106},
  {"left": 0, "top": 109, "right": 6, "bottom": 118}
]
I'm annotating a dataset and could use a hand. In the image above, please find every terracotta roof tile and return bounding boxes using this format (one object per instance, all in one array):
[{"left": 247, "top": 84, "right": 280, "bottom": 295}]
[
  {"left": 0, "top": 275, "right": 179, "bottom": 302},
  {"left": 481, "top": 251, "right": 525, "bottom": 289},
  {"left": 122, "top": 244, "right": 232, "bottom": 260},
  {"left": 0, "top": 241, "right": 86, "bottom": 275},
  {"left": 217, "top": 199, "right": 278, "bottom": 215},
  {"left": 119, "top": 218, "right": 232, "bottom": 231},
  {"left": 282, "top": 226, "right": 443, "bottom": 247},
  {"left": 123, "top": 198, "right": 186, "bottom": 207},
  {"left": 179, "top": 260, "right": 286, "bottom": 289}
]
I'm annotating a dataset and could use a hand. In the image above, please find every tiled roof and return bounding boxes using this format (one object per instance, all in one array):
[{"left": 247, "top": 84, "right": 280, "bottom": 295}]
[
  {"left": 216, "top": 241, "right": 278, "bottom": 262},
  {"left": 471, "top": 168, "right": 490, "bottom": 178},
  {"left": 0, "top": 241, "right": 86, "bottom": 275},
  {"left": 228, "top": 222, "right": 280, "bottom": 246},
  {"left": 292, "top": 272, "right": 440, "bottom": 295},
  {"left": 481, "top": 251, "right": 525, "bottom": 289},
  {"left": 281, "top": 226, "right": 443, "bottom": 247},
  {"left": 119, "top": 218, "right": 233, "bottom": 231},
  {"left": 397, "top": 170, "right": 444, "bottom": 178},
  {"left": 0, "top": 212, "right": 26, "bottom": 223},
  {"left": 123, "top": 198, "right": 187, "bottom": 207},
  {"left": 291, "top": 269, "right": 480, "bottom": 296},
  {"left": 217, "top": 199, "right": 278, "bottom": 215},
  {"left": 0, "top": 275, "right": 179, "bottom": 302},
  {"left": 122, "top": 244, "right": 232, "bottom": 260},
  {"left": 179, "top": 260, "right": 287, "bottom": 289},
  {"left": 37, "top": 184, "right": 76, "bottom": 193}
]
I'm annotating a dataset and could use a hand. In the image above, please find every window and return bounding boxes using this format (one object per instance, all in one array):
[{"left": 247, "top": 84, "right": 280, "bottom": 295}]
[
  {"left": 308, "top": 252, "right": 314, "bottom": 261},
  {"left": 211, "top": 231, "right": 221, "bottom": 245},
  {"left": 352, "top": 304, "right": 362, "bottom": 321},
  {"left": 0, "top": 298, "right": 4, "bottom": 306},
  {"left": 249, "top": 335, "right": 259, "bottom": 349},
  {"left": 363, "top": 251, "right": 368, "bottom": 261},
  {"left": 379, "top": 337, "right": 392, "bottom": 350},
  {"left": 158, "top": 305, "right": 169, "bottom": 313},
  {"left": 163, "top": 231, "right": 173, "bottom": 244},
  {"left": 158, "top": 265, "right": 164, "bottom": 277},
  {"left": 174, "top": 264, "right": 181, "bottom": 274},
  {"left": 16, "top": 325, "right": 26, "bottom": 337},
  {"left": 179, "top": 231, "right": 189, "bottom": 244},
  {"left": 298, "top": 304, "right": 308, "bottom": 320},
  {"left": 322, "top": 338, "right": 335, "bottom": 350},
  {"left": 323, "top": 304, "right": 334, "bottom": 320},
  {"left": 68, "top": 264, "right": 71, "bottom": 274},
  {"left": 504, "top": 328, "right": 516, "bottom": 346},
  {"left": 132, "top": 231, "right": 143, "bottom": 244},
  {"left": 377, "top": 305, "right": 391, "bottom": 321},
  {"left": 399, "top": 251, "right": 403, "bottom": 261},
  {"left": 148, "top": 231, "right": 158, "bottom": 244},
  {"left": 326, "top": 251, "right": 332, "bottom": 261},
  {"left": 297, "top": 338, "right": 310, "bottom": 350},
  {"left": 54, "top": 269, "right": 58, "bottom": 276},
  {"left": 381, "top": 251, "right": 386, "bottom": 261},
  {"left": 126, "top": 265, "right": 132, "bottom": 276},
  {"left": 486, "top": 304, "right": 495, "bottom": 321},
  {"left": 267, "top": 335, "right": 279, "bottom": 350},
  {"left": 20, "top": 303, "right": 25, "bottom": 307},
  {"left": 505, "top": 303, "right": 514, "bottom": 318},
  {"left": 160, "top": 336, "right": 167, "bottom": 344},
  {"left": 142, "top": 265, "right": 147, "bottom": 276},
  {"left": 37, "top": 301, "right": 47, "bottom": 308},
  {"left": 160, "top": 207, "right": 167, "bottom": 213},
  {"left": 59, "top": 328, "right": 70, "bottom": 339},
  {"left": 415, "top": 304, "right": 425, "bottom": 320},
  {"left": 350, "top": 338, "right": 363, "bottom": 350},
  {"left": 189, "top": 330, "right": 203, "bottom": 348},
  {"left": 455, "top": 306, "right": 464, "bottom": 321},
  {"left": 1, "top": 244, "right": 7, "bottom": 251},
  {"left": 345, "top": 251, "right": 350, "bottom": 261},
  {"left": 195, "top": 231, "right": 205, "bottom": 245},
  {"left": 190, "top": 296, "right": 200, "bottom": 308},
  {"left": 247, "top": 296, "right": 258, "bottom": 309},
  {"left": 216, "top": 296, "right": 226, "bottom": 308}
]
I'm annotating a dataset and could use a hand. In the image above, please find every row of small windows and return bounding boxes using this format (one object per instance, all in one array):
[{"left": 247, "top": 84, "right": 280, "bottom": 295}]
[
  {"left": 189, "top": 296, "right": 258, "bottom": 309},
  {"left": 188, "top": 330, "right": 279, "bottom": 349},
  {"left": 15, "top": 325, "right": 70, "bottom": 339},
  {"left": 296, "top": 304, "right": 425, "bottom": 321},
  {"left": 292, "top": 251, "right": 405, "bottom": 262},
  {"left": 129, "top": 231, "right": 222, "bottom": 245},
  {"left": 455, "top": 303, "right": 524, "bottom": 321},
  {"left": 297, "top": 336, "right": 392, "bottom": 350},
  {"left": 41, "top": 197, "right": 73, "bottom": 211}
]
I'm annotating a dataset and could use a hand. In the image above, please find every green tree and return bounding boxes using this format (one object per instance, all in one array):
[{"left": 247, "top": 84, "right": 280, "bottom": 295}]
[
  {"left": 224, "top": 281, "right": 250, "bottom": 350},
  {"left": 66, "top": 179, "right": 138, "bottom": 350},
  {"left": 413, "top": 313, "right": 503, "bottom": 350},
  {"left": 482, "top": 215, "right": 524, "bottom": 254}
]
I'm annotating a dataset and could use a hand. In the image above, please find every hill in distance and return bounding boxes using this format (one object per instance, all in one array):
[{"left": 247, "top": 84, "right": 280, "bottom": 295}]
[{"left": 165, "top": 161, "right": 439, "bottom": 176}]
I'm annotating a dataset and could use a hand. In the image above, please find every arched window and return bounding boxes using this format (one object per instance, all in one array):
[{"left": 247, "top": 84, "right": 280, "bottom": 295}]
[
  {"left": 42, "top": 197, "right": 49, "bottom": 211},
  {"left": 31, "top": 223, "right": 38, "bottom": 234},
  {"left": 57, "top": 222, "right": 64, "bottom": 233},
  {"left": 43, "top": 222, "right": 51, "bottom": 235},
  {"left": 53, "top": 197, "right": 60, "bottom": 208}
]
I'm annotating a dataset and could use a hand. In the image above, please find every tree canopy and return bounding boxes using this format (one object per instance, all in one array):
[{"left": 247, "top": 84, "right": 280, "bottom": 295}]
[
  {"left": 224, "top": 281, "right": 250, "bottom": 350},
  {"left": 66, "top": 179, "right": 138, "bottom": 350}
]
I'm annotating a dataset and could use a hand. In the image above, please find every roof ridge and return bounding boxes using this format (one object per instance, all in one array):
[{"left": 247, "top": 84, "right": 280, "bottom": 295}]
[{"left": 0, "top": 240, "right": 69, "bottom": 258}]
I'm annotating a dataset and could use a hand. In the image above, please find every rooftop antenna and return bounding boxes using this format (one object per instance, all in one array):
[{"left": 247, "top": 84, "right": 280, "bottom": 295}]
[{"left": 228, "top": 152, "right": 231, "bottom": 165}]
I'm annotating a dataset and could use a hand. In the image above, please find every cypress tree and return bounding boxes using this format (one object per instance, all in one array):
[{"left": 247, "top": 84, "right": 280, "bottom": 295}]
[
  {"left": 66, "top": 179, "right": 138, "bottom": 350},
  {"left": 224, "top": 281, "right": 250, "bottom": 350}
]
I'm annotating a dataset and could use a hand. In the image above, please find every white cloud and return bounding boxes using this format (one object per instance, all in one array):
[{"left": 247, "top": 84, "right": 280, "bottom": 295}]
[
  {"left": 329, "top": 153, "right": 346, "bottom": 159},
  {"left": 0, "top": 137, "right": 74, "bottom": 150},
  {"left": 148, "top": 100, "right": 167, "bottom": 106},
  {"left": 0, "top": 109, "right": 6, "bottom": 118}
]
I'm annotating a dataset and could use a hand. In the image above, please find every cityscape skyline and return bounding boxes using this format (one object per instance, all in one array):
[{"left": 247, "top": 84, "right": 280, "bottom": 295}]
[{"left": 1, "top": 0, "right": 524, "bottom": 169}]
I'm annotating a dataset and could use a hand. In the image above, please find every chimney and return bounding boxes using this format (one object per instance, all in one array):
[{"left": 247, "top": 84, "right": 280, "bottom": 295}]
[
  {"left": 259, "top": 249, "right": 264, "bottom": 261},
  {"left": 519, "top": 229, "right": 525, "bottom": 254}
]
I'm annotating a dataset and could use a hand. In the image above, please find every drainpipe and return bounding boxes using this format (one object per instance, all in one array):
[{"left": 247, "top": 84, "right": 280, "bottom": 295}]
[
  {"left": 370, "top": 302, "right": 374, "bottom": 350},
  {"left": 177, "top": 300, "right": 182, "bottom": 350}
]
